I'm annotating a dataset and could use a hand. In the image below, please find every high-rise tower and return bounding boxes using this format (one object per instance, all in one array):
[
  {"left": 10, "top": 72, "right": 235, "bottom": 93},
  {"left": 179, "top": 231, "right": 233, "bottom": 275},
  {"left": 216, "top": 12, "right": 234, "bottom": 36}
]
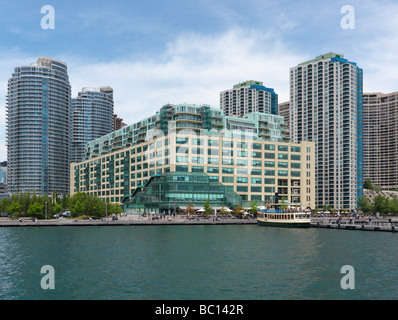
[
  {"left": 70, "top": 86, "right": 114, "bottom": 163},
  {"left": 290, "top": 53, "right": 363, "bottom": 210},
  {"left": 6, "top": 57, "right": 71, "bottom": 195}
]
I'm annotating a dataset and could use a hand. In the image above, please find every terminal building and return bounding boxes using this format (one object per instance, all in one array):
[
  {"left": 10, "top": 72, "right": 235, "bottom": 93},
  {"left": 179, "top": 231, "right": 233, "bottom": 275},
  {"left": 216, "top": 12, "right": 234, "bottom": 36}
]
[{"left": 70, "top": 103, "right": 315, "bottom": 214}]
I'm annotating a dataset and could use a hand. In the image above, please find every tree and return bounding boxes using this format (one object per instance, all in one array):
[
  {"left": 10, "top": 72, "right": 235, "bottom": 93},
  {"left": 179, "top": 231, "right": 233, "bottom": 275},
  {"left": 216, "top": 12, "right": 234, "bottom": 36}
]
[
  {"left": 358, "top": 197, "right": 372, "bottom": 214},
  {"left": 233, "top": 202, "right": 244, "bottom": 219},
  {"left": 6, "top": 202, "right": 21, "bottom": 216},
  {"left": 249, "top": 200, "right": 258, "bottom": 216},
  {"left": 53, "top": 203, "right": 62, "bottom": 214},
  {"left": 363, "top": 178, "right": 373, "bottom": 190},
  {"left": 27, "top": 202, "right": 45, "bottom": 219},
  {"left": 203, "top": 198, "right": 213, "bottom": 215},
  {"left": 185, "top": 202, "right": 195, "bottom": 215},
  {"left": 72, "top": 200, "right": 84, "bottom": 216}
]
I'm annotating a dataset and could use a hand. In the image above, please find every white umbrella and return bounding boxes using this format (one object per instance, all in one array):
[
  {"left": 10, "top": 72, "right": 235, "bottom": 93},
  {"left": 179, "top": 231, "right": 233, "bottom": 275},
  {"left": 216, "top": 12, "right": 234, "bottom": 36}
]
[{"left": 198, "top": 208, "right": 205, "bottom": 212}]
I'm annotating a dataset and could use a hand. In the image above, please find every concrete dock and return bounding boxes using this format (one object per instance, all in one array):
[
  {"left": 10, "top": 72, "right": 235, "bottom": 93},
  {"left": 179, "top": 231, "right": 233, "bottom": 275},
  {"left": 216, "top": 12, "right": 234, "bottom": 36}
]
[
  {"left": 0, "top": 216, "right": 258, "bottom": 227},
  {"left": 311, "top": 217, "right": 398, "bottom": 232}
]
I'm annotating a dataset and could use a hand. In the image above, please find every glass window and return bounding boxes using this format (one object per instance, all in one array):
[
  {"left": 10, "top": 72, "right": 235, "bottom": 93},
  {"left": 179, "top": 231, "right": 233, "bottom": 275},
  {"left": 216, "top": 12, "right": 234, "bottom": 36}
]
[
  {"left": 291, "top": 162, "right": 301, "bottom": 169},
  {"left": 237, "top": 177, "right": 248, "bottom": 183},
  {"left": 291, "top": 171, "right": 301, "bottom": 177},
  {"left": 278, "top": 162, "right": 288, "bottom": 168},
  {"left": 278, "top": 154, "right": 288, "bottom": 160},
  {"left": 251, "top": 177, "right": 262, "bottom": 184},
  {"left": 278, "top": 145, "right": 288, "bottom": 152},
  {"left": 222, "top": 176, "right": 234, "bottom": 183},
  {"left": 264, "top": 144, "right": 275, "bottom": 150},
  {"left": 291, "top": 154, "right": 301, "bottom": 161},
  {"left": 278, "top": 170, "right": 288, "bottom": 176},
  {"left": 264, "top": 170, "right": 275, "bottom": 176},
  {"left": 191, "top": 166, "right": 204, "bottom": 173},
  {"left": 222, "top": 167, "right": 234, "bottom": 174},
  {"left": 264, "top": 161, "right": 275, "bottom": 168},
  {"left": 251, "top": 186, "right": 262, "bottom": 193},
  {"left": 264, "top": 178, "right": 275, "bottom": 185},
  {"left": 237, "top": 186, "right": 248, "bottom": 192},
  {"left": 291, "top": 146, "right": 301, "bottom": 153},
  {"left": 264, "top": 153, "right": 275, "bottom": 159},
  {"left": 207, "top": 167, "right": 219, "bottom": 174}
]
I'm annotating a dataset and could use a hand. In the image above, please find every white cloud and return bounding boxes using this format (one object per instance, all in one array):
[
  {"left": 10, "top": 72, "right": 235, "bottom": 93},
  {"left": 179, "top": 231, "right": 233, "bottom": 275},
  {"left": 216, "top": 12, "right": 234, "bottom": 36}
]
[{"left": 67, "top": 28, "right": 305, "bottom": 125}]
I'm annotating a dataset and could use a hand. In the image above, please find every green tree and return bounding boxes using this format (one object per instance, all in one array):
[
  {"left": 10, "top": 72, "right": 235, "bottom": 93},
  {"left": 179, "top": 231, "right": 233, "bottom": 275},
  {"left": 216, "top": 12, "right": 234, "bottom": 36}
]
[
  {"left": 249, "top": 200, "right": 258, "bottom": 215},
  {"left": 6, "top": 202, "right": 21, "bottom": 216},
  {"left": 363, "top": 178, "right": 373, "bottom": 190},
  {"left": 53, "top": 203, "right": 62, "bottom": 214},
  {"left": 203, "top": 198, "right": 213, "bottom": 215},
  {"left": 358, "top": 197, "right": 372, "bottom": 214},
  {"left": 72, "top": 200, "right": 84, "bottom": 216},
  {"left": 27, "top": 202, "right": 44, "bottom": 219}
]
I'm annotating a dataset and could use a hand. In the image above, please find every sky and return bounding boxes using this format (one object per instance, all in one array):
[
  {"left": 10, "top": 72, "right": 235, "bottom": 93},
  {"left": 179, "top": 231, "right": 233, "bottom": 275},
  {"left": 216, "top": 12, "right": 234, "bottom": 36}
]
[{"left": 1, "top": 0, "right": 398, "bottom": 162}]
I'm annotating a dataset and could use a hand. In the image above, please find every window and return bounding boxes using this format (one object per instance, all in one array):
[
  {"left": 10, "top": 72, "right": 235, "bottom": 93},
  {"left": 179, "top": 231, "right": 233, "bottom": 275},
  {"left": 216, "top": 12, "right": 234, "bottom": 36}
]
[
  {"left": 264, "top": 161, "right": 275, "bottom": 168},
  {"left": 176, "top": 137, "right": 189, "bottom": 144},
  {"left": 237, "top": 177, "right": 248, "bottom": 183},
  {"left": 291, "top": 162, "right": 301, "bottom": 169},
  {"left": 291, "top": 146, "right": 301, "bottom": 153},
  {"left": 222, "top": 167, "right": 234, "bottom": 174},
  {"left": 222, "top": 176, "right": 234, "bottom": 183},
  {"left": 176, "top": 165, "right": 188, "bottom": 172},
  {"left": 291, "top": 154, "right": 301, "bottom": 161},
  {"left": 264, "top": 178, "right": 275, "bottom": 185},
  {"left": 278, "top": 162, "right": 288, "bottom": 168},
  {"left": 251, "top": 186, "right": 262, "bottom": 193},
  {"left": 237, "top": 186, "right": 248, "bottom": 192},
  {"left": 264, "top": 186, "right": 275, "bottom": 193},
  {"left": 222, "top": 141, "right": 233, "bottom": 148},
  {"left": 264, "top": 144, "right": 275, "bottom": 150},
  {"left": 207, "top": 167, "right": 219, "bottom": 174},
  {"left": 264, "top": 153, "right": 275, "bottom": 159},
  {"left": 264, "top": 170, "right": 275, "bottom": 176},
  {"left": 278, "top": 170, "right": 288, "bottom": 176},
  {"left": 208, "top": 140, "right": 219, "bottom": 147},
  {"left": 278, "top": 154, "right": 288, "bottom": 160},
  {"left": 252, "top": 143, "right": 262, "bottom": 150},
  {"left": 278, "top": 145, "right": 288, "bottom": 152},
  {"left": 191, "top": 166, "right": 204, "bottom": 173},
  {"left": 208, "top": 158, "right": 219, "bottom": 165},
  {"left": 251, "top": 169, "right": 262, "bottom": 175},
  {"left": 291, "top": 171, "right": 301, "bottom": 177},
  {"left": 251, "top": 177, "right": 262, "bottom": 184}
]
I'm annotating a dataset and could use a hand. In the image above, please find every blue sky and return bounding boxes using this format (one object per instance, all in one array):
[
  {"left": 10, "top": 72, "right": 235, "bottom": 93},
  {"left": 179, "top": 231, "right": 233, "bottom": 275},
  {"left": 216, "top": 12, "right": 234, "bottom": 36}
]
[{"left": 1, "top": 0, "right": 398, "bottom": 161}]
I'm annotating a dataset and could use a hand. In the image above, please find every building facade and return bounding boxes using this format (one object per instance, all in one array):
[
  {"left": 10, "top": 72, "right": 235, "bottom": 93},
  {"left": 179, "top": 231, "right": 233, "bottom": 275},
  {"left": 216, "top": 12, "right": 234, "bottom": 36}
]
[
  {"left": 363, "top": 92, "right": 398, "bottom": 189},
  {"left": 71, "top": 104, "right": 315, "bottom": 213},
  {"left": 6, "top": 57, "right": 71, "bottom": 195},
  {"left": 278, "top": 101, "right": 290, "bottom": 130},
  {"left": 220, "top": 81, "right": 278, "bottom": 117},
  {"left": 290, "top": 53, "right": 363, "bottom": 210},
  {"left": 71, "top": 86, "right": 114, "bottom": 163}
]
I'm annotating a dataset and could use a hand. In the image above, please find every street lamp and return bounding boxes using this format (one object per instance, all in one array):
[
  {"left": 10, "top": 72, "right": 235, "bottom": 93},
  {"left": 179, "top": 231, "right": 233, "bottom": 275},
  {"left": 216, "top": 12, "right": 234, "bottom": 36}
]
[{"left": 45, "top": 202, "right": 47, "bottom": 220}]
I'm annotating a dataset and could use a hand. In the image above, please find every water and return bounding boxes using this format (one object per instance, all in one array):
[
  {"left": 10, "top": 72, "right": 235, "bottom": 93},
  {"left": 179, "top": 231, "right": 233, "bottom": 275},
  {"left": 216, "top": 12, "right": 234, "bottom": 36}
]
[{"left": 0, "top": 225, "right": 396, "bottom": 300}]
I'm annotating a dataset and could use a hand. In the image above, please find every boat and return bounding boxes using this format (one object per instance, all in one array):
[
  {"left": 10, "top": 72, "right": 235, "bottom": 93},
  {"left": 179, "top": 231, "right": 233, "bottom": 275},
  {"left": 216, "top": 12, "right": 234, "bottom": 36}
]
[{"left": 257, "top": 206, "right": 311, "bottom": 228}]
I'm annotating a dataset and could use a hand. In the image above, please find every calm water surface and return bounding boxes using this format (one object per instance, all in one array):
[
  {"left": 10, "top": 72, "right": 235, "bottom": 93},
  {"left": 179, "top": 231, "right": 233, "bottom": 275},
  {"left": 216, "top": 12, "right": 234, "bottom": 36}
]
[{"left": 0, "top": 225, "right": 396, "bottom": 300}]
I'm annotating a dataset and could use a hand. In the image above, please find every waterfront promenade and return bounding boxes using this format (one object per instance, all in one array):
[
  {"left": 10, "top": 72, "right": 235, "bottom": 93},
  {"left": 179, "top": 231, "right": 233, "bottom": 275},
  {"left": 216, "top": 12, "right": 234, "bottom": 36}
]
[
  {"left": 0, "top": 216, "right": 257, "bottom": 227},
  {"left": 311, "top": 216, "right": 398, "bottom": 232}
]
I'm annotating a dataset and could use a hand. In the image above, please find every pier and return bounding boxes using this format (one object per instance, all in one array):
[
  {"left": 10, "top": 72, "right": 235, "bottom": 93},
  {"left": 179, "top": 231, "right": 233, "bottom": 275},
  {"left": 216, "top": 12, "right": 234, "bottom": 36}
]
[
  {"left": 0, "top": 216, "right": 257, "bottom": 227},
  {"left": 311, "top": 217, "right": 398, "bottom": 232}
]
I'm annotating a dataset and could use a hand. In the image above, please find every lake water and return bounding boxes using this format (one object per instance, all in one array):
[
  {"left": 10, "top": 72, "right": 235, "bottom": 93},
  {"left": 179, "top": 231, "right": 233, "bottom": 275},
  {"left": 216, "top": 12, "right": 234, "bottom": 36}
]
[{"left": 0, "top": 225, "right": 396, "bottom": 300}]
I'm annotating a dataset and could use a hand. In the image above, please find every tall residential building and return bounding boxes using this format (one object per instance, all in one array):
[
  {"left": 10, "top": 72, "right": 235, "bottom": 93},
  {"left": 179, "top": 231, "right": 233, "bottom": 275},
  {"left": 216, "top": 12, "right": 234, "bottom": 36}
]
[
  {"left": 113, "top": 114, "right": 126, "bottom": 131},
  {"left": 71, "top": 103, "right": 314, "bottom": 213},
  {"left": 220, "top": 81, "right": 278, "bottom": 117},
  {"left": 290, "top": 53, "right": 363, "bottom": 211},
  {"left": 6, "top": 57, "right": 71, "bottom": 195},
  {"left": 278, "top": 101, "right": 290, "bottom": 129},
  {"left": 363, "top": 92, "right": 398, "bottom": 189},
  {"left": 71, "top": 87, "right": 114, "bottom": 163}
]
